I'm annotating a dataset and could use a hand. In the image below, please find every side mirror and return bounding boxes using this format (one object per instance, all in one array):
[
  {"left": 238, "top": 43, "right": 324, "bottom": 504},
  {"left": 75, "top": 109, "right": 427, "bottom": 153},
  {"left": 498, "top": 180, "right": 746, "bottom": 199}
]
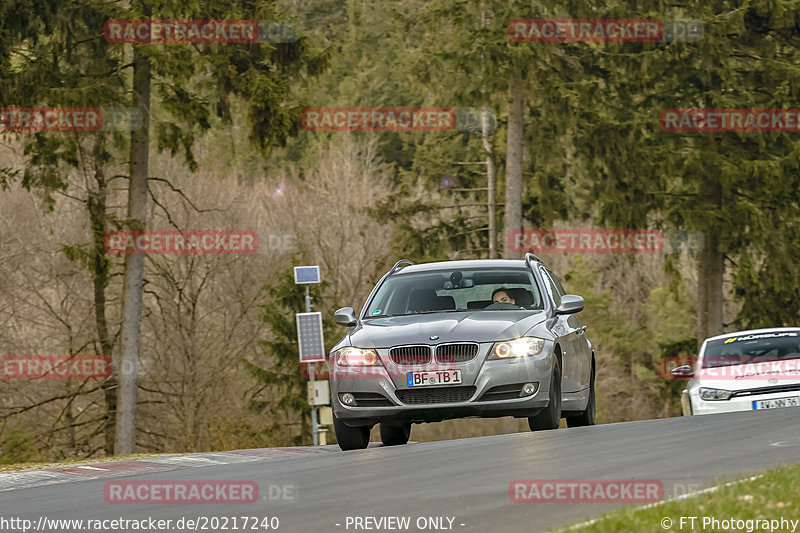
[
  {"left": 333, "top": 307, "right": 357, "bottom": 327},
  {"left": 555, "top": 294, "right": 584, "bottom": 315},
  {"left": 670, "top": 364, "right": 694, "bottom": 379}
]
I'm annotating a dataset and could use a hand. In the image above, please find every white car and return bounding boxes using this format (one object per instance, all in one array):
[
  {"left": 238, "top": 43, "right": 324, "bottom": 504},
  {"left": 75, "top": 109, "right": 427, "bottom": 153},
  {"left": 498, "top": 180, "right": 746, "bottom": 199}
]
[{"left": 675, "top": 327, "right": 800, "bottom": 416}]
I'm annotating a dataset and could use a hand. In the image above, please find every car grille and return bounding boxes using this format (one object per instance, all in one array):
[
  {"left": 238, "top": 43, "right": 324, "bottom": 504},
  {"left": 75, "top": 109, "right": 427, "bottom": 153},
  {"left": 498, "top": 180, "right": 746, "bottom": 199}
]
[
  {"left": 390, "top": 345, "right": 432, "bottom": 365},
  {"left": 396, "top": 386, "right": 476, "bottom": 405},
  {"left": 731, "top": 383, "right": 800, "bottom": 398},
  {"left": 436, "top": 343, "right": 479, "bottom": 363}
]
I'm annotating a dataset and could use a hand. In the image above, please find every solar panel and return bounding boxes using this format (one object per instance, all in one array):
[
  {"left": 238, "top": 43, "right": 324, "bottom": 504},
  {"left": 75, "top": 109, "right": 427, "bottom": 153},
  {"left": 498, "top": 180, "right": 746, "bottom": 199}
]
[
  {"left": 294, "top": 265, "right": 320, "bottom": 284},
  {"left": 296, "top": 312, "right": 325, "bottom": 362}
]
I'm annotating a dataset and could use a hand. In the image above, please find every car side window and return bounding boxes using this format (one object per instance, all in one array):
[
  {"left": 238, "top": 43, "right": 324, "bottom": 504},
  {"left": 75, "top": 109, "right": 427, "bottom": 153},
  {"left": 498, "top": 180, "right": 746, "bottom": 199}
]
[
  {"left": 547, "top": 269, "right": 567, "bottom": 297},
  {"left": 539, "top": 268, "right": 561, "bottom": 307}
]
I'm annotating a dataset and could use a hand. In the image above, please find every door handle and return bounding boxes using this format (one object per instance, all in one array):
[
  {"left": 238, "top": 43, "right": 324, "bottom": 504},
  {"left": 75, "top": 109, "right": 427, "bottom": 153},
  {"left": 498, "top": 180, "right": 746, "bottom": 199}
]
[{"left": 579, "top": 326, "right": 587, "bottom": 335}]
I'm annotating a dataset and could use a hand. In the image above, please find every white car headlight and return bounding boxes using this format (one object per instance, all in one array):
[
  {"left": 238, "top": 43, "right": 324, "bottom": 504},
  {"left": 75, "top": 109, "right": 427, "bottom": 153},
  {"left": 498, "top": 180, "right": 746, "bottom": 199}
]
[
  {"left": 489, "top": 337, "right": 545, "bottom": 360},
  {"left": 698, "top": 387, "right": 732, "bottom": 401},
  {"left": 334, "top": 347, "right": 382, "bottom": 367}
]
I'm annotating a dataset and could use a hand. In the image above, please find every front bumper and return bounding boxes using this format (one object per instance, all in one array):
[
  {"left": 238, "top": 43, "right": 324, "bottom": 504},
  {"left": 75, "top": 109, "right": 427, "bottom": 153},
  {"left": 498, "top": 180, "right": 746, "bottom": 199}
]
[
  {"left": 689, "top": 388, "right": 800, "bottom": 415},
  {"left": 331, "top": 344, "right": 555, "bottom": 426}
]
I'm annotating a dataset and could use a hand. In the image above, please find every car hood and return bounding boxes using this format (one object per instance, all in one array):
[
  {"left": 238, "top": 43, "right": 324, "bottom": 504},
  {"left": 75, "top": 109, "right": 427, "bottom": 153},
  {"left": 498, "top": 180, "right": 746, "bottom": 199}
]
[
  {"left": 693, "top": 357, "right": 800, "bottom": 391},
  {"left": 345, "top": 310, "right": 548, "bottom": 348}
]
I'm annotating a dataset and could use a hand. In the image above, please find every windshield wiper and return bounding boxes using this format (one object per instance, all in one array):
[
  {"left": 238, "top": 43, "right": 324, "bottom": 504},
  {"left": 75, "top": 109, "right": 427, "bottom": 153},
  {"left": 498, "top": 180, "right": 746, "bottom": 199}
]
[{"left": 368, "top": 310, "right": 468, "bottom": 317}]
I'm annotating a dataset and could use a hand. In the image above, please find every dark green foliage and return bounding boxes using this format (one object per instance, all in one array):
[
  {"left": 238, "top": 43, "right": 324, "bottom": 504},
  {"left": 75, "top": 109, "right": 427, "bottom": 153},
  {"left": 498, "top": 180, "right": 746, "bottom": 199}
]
[
  {"left": 245, "top": 267, "right": 337, "bottom": 445},
  {"left": 0, "top": 428, "right": 41, "bottom": 465},
  {"left": 573, "top": 1, "right": 800, "bottom": 327}
]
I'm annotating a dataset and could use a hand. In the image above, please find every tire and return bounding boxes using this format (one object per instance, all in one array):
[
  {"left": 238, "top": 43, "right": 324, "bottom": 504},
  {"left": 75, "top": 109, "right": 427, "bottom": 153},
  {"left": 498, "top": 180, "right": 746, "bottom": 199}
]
[
  {"left": 333, "top": 414, "right": 371, "bottom": 450},
  {"left": 566, "top": 363, "right": 596, "bottom": 428},
  {"left": 380, "top": 422, "right": 411, "bottom": 446},
  {"left": 680, "top": 390, "right": 693, "bottom": 416},
  {"left": 528, "top": 356, "right": 562, "bottom": 431}
]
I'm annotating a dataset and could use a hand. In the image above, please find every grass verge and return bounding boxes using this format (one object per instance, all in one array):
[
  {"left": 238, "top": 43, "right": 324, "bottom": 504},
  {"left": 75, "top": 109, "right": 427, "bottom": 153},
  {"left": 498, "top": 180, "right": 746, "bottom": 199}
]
[{"left": 563, "top": 463, "right": 800, "bottom": 532}]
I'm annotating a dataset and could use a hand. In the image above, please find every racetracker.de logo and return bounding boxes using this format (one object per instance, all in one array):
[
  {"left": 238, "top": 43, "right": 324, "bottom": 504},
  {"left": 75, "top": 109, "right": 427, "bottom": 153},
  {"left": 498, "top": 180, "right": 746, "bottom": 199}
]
[
  {"left": 509, "top": 229, "right": 663, "bottom": 254},
  {"left": 0, "top": 108, "right": 100, "bottom": 131},
  {"left": 103, "top": 20, "right": 296, "bottom": 44},
  {"left": 105, "top": 20, "right": 254, "bottom": 43},
  {"left": 509, "top": 19, "right": 702, "bottom": 43},
  {"left": 661, "top": 108, "right": 800, "bottom": 132},
  {"left": 104, "top": 230, "right": 258, "bottom": 255},
  {"left": 1, "top": 355, "right": 111, "bottom": 379},
  {"left": 301, "top": 108, "right": 456, "bottom": 132},
  {"left": 697, "top": 360, "right": 800, "bottom": 381},
  {"left": 104, "top": 481, "right": 258, "bottom": 504},
  {"left": 0, "top": 108, "right": 143, "bottom": 132},
  {"left": 509, "top": 479, "right": 663, "bottom": 503},
  {"left": 660, "top": 356, "right": 698, "bottom": 380}
]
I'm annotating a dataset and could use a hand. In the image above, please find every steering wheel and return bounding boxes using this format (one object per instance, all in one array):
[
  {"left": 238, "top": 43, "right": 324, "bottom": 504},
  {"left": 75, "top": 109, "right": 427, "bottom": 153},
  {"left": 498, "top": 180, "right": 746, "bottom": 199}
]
[{"left": 483, "top": 302, "right": 523, "bottom": 310}]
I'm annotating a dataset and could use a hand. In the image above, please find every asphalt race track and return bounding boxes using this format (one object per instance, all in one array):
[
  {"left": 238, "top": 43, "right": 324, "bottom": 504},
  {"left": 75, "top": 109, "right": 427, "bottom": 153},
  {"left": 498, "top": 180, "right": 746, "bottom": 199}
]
[{"left": 3, "top": 409, "right": 800, "bottom": 533}]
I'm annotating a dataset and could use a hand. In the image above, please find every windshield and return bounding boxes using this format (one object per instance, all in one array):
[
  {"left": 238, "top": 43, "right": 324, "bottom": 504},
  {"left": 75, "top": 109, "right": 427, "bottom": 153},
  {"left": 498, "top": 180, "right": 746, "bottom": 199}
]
[
  {"left": 364, "top": 268, "right": 543, "bottom": 317},
  {"left": 702, "top": 331, "right": 800, "bottom": 368}
]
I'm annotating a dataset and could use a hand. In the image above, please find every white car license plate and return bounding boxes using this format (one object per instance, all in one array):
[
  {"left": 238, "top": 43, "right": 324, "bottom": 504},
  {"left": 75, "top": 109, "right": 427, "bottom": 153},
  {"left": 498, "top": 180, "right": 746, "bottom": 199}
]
[
  {"left": 407, "top": 369, "right": 462, "bottom": 387},
  {"left": 752, "top": 396, "right": 800, "bottom": 410}
]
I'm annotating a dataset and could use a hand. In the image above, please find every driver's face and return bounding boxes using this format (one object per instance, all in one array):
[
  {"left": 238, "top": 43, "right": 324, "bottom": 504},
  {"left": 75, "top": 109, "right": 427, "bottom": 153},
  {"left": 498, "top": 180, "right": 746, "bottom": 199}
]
[{"left": 493, "top": 291, "right": 514, "bottom": 304}]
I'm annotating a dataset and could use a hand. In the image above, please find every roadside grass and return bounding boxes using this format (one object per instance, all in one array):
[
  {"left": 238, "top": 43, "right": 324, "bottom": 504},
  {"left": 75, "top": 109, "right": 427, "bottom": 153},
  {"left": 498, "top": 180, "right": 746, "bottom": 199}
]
[
  {"left": 562, "top": 463, "right": 800, "bottom": 532},
  {"left": 0, "top": 453, "right": 179, "bottom": 473}
]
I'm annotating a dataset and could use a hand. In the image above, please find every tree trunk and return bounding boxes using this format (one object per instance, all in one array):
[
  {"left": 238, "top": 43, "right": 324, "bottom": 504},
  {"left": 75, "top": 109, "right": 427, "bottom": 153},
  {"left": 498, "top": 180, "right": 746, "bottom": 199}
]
[
  {"left": 503, "top": 76, "right": 525, "bottom": 434},
  {"left": 697, "top": 180, "right": 724, "bottom": 346},
  {"left": 503, "top": 69, "right": 524, "bottom": 258},
  {"left": 89, "top": 160, "right": 116, "bottom": 455},
  {"left": 115, "top": 42, "right": 150, "bottom": 455},
  {"left": 482, "top": 105, "right": 497, "bottom": 258}
]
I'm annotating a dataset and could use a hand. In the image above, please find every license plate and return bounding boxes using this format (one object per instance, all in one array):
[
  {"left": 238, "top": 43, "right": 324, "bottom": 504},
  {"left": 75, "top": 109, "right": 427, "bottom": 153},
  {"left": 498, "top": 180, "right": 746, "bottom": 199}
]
[
  {"left": 752, "top": 396, "right": 800, "bottom": 410},
  {"left": 407, "top": 369, "right": 462, "bottom": 387}
]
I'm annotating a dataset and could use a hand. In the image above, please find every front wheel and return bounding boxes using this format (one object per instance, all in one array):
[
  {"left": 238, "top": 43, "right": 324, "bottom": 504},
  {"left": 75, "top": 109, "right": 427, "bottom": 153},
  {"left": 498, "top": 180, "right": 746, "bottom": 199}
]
[
  {"left": 380, "top": 422, "right": 411, "bottom": 446},
  {"left": 680, "top": 390, "right": 693, "bottom": 416},
  {"left": 333, "top": 414, "right": 371, "bottom": 450},
  {"left": 566, "top": 364, "right": 596, "bottom": 427},
  {"left": 529, "top": 357, "right": 562, "bottom": 431}
]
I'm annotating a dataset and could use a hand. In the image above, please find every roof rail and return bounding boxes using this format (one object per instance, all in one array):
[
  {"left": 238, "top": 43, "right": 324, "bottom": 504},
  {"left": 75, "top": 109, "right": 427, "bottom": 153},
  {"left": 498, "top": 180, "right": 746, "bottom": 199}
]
[
  {"left": 389, "top": 259, "right": 414, "bottom": 275},
  {"left": 524, "top": 252, "right": 544, "bottom": 269}
]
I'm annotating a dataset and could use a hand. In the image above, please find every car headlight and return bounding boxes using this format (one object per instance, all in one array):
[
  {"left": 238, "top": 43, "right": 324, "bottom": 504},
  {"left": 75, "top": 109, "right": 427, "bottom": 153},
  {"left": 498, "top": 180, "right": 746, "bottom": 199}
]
[
  {"left": 698, "top": 387, "right": 732, "bottom": 401},
  {"left": 334, "top": 347, "right": 382, "bottom": 367},
  {"left": 488, "top": 337, "right": 545, "bottom": 360}
]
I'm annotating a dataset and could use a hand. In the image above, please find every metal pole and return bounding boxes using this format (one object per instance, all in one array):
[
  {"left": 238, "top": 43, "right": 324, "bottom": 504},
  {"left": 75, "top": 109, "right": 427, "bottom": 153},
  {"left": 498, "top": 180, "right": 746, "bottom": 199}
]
[
  {"left": 483, "top": 105, "right": 497, "bottom": 259},
  {"left": 306, "top": 285, "right": 319, "bottom": 446}
]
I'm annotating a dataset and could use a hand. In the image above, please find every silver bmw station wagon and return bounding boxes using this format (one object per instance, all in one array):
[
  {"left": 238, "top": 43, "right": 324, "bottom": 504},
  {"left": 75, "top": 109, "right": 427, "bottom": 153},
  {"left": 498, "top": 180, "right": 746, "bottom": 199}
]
[{"left": 329, "top": 254, "right": 595, "bottom": 450}]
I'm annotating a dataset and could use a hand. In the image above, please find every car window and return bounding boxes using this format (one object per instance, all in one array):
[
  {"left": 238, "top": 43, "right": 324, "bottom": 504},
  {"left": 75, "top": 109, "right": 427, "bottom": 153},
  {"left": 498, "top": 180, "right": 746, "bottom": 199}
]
[
  {"left": 703, "top": 331, "right": 800, "bottom": 368},
  {"left": 547, "top": 269, "right": 567, "bottom": 296},
  {"left": 540, "top": 268, "right": 562, "bottom": 307},
  {"left": 364, "top": 268, "right": 544, "bottom": 316}
]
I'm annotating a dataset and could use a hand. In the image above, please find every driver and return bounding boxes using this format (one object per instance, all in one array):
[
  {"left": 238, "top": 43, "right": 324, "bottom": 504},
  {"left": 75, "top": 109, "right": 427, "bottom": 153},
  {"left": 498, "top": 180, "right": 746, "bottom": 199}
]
[
  {"left": 491, "top": 287, "right": 527, "bottom": 310},
  {"left": 491, "top": 287, "right": 516, "bottom": 305}
]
